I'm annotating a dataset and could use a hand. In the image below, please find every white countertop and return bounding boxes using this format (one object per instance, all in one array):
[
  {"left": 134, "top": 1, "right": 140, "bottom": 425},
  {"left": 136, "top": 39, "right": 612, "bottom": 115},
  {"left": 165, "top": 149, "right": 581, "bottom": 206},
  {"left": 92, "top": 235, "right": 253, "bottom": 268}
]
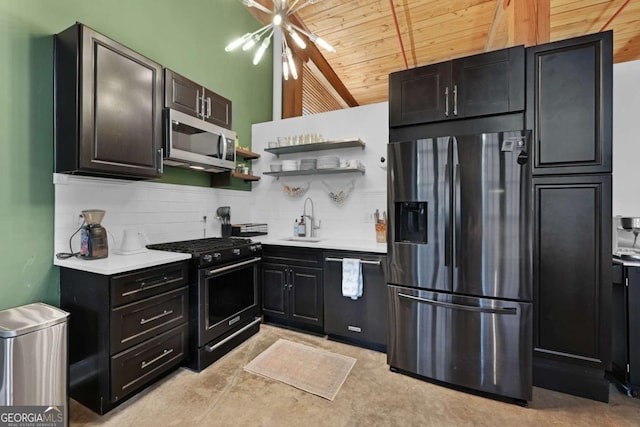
[
  {"left": 54, "top": 250, "right": 192, "bottom": 275},
  {"left": 256, "top": 235, "right": 387, "bottom": 254}
]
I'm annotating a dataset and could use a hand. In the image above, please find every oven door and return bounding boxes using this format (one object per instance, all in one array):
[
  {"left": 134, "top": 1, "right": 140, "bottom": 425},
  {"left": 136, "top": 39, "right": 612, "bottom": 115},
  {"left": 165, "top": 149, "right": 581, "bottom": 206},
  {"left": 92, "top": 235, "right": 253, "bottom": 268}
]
[{"left": 198, "top": 257, "right": 261, "bottom": 347}]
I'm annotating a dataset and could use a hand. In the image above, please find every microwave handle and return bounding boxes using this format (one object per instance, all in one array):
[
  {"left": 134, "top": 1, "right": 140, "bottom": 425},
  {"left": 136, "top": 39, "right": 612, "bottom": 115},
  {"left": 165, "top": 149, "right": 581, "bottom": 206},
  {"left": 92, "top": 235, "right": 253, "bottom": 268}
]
[{"left": 218, "top": 133, "right": 226, "bottom": 160}]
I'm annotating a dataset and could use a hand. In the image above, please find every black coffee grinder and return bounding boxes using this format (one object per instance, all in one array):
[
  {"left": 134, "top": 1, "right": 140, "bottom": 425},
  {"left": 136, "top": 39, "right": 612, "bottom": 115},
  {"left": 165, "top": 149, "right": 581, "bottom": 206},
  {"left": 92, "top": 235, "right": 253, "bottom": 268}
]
[{"left": 80, "top": 209, "right": 109, "bottom": 259}]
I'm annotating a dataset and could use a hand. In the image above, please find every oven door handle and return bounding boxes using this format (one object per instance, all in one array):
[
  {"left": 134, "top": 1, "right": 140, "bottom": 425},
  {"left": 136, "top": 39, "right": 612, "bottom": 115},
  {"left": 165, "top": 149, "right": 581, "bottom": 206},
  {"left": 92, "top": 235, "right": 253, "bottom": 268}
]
[{"left": 205, "top": 257, "right": 261, "bottom": 276}]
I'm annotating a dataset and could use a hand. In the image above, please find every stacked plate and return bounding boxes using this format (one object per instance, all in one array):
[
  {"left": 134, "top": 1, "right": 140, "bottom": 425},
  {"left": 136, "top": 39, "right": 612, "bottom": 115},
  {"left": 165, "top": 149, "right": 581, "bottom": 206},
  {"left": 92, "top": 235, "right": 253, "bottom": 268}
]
[
  {"left": 281, "top": 160, "right": 298, "bottom": 171},
  {"left": 299, "top": 158, "right": 317, "bottom": 171},
  {"left": 317, "top": 155, "right": 340, "bottom": 169}
]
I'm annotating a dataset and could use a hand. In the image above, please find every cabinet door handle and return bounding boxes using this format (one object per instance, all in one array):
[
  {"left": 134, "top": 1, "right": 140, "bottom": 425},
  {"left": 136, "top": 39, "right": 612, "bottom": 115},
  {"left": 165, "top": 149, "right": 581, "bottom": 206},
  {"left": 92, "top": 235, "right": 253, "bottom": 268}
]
[
  {"left": 444, "top": 86, "right": 449, "bottom": 117},
  {"left": 196, "top": 89, "right": 200, "bottom": 116},
  {"left": 141, "top": 348, "right": 173, "bottom": 369},
  {"left": 157, "top": 148, "right": 164, "bottom": 173},
  {"left": 453, "top": 84, "right": 458, "bottom": 116},
  {"left": 205, "top": 97, "right": 212, "bottom": 119},
  {"left": 140, "top": 309, "right": 173, "bottom": 325}
]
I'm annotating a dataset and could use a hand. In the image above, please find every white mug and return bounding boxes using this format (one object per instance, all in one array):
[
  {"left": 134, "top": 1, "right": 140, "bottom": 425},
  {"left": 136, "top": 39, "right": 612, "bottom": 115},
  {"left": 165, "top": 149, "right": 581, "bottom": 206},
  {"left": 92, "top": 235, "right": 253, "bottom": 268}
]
[{"left": 121, "top": 229, "right": 146, "bottom": 252}]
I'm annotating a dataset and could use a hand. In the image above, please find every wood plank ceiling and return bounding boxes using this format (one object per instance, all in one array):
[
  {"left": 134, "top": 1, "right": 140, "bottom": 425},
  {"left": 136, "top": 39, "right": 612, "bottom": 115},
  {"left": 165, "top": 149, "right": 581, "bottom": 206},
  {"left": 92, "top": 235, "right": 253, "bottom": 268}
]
[{"left": 275, "top": 0, "right": 640, "bottom": 106}]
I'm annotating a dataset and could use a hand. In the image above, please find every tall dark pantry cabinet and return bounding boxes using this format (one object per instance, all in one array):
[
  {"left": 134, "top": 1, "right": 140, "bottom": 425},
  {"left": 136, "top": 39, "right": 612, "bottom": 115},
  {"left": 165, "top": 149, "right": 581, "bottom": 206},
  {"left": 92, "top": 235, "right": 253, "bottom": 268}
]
[
  {"left": 527, "top": 32, "right": 613, "bottom": 402},
  {"left": 388, "top": 31, "right": 613, "bottom": 402}
]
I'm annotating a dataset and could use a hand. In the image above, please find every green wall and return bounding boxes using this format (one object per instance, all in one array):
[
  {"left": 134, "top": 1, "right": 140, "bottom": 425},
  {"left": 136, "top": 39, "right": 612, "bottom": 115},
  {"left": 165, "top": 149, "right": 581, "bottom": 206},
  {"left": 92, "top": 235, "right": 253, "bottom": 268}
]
[{"left": 0, "top": 0, "right": 273, "bottom": 310}]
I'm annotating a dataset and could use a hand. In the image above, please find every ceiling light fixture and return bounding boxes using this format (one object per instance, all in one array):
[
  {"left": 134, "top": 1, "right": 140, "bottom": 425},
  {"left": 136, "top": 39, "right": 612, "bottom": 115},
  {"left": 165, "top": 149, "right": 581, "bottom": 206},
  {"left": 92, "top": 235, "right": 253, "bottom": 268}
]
[{"left": 226, "top": 0, "right": 335, "bottom": 80}]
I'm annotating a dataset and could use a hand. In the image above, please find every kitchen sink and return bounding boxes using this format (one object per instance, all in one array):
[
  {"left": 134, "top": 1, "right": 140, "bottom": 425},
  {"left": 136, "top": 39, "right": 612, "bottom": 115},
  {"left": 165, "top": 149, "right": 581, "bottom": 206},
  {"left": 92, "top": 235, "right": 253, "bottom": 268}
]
[{"left": 280, "top": 237, "right": 323, "bottom": 243}]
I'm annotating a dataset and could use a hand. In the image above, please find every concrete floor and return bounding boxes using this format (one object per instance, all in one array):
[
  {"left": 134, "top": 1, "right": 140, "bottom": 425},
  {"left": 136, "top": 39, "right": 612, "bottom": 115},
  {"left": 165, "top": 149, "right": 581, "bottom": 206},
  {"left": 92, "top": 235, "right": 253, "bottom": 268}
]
[{"left": 70, "top": 324, "right": 640, "bottom": 426}]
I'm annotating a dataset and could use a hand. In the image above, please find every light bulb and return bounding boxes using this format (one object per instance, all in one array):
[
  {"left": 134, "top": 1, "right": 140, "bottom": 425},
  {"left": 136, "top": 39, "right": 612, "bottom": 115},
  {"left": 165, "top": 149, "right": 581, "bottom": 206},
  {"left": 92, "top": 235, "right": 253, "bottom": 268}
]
[
  {"left": 283, "top": 59, "right": 289, "bottom": 80},
  {"left": 253, "top": 37, "right": 271, "bottom": 65},
  {"left": 273, "top": 14, "right": 283, "bottom": 26},
  {"left": 312, "top": 35, "right": 335, "bottom": 53},
  {"left": 286, "top": 47, "right": 298, "bottom": 80},
  {"left": 225, "top": 33, "right": 251, "bottom": 52},
  {"left": 242, "top": 34, "right": 260, "bottom": 51},
  {"left": 289, "top": 30, "right": 306, "bottom": 49}
]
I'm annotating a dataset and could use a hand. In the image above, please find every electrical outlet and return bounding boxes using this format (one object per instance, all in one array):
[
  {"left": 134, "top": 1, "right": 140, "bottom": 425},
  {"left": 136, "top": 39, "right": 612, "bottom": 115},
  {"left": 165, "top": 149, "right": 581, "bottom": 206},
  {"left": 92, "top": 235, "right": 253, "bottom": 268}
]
[{"left": 73, "top": 212, "right": 84, "bottom": 228}]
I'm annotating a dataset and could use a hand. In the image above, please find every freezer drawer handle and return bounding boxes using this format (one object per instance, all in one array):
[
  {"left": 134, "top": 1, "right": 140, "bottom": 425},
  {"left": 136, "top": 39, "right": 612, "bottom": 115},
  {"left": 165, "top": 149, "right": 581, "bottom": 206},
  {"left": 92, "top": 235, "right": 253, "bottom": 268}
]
[
  {"left": 398, "top": 293, "right": 517, "bottom": 315},
  {"left": 325, "top": 257, "right": 381, "bottom": 266}
]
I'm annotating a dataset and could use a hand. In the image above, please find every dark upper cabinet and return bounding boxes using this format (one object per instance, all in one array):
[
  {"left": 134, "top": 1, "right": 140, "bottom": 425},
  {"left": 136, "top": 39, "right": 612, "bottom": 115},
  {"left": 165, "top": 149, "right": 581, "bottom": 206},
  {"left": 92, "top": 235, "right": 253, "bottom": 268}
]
[
  {"left": 164, "top": 69, "right": 232, "bottom": 130},
  {"left": 533, "top": 175, "right": 612, "bottom": 390},
  {"left": 389, "top": 46, "right": 524, "bottom": 127},
  {"left": 55, "top": 23, "right": 163, "bottom": 179},
  {"left": 527, "top": 31, "right": 612, "bottom": 175}
]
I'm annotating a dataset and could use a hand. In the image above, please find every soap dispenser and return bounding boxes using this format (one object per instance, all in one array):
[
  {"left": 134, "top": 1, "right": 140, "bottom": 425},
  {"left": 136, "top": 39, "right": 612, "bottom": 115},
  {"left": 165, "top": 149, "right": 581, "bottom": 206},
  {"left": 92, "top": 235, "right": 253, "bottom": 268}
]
[{"left": 298, "top": 215, "right": 306, "bottom": 237}]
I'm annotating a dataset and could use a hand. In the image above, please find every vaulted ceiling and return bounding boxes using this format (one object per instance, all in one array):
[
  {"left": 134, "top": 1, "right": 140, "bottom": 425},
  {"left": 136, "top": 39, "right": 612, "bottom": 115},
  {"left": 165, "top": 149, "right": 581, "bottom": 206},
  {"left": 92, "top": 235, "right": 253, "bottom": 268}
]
[{"left": 247, "top": 0, "right": 639, "bottom": 107}]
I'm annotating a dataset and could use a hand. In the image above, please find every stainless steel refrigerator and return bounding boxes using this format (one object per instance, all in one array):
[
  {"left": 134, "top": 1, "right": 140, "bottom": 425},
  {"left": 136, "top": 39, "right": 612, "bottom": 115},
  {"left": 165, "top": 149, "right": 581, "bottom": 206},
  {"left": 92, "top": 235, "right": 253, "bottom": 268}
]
[{"left": 387, "top": 130, "right": 532, "bottom": 402}]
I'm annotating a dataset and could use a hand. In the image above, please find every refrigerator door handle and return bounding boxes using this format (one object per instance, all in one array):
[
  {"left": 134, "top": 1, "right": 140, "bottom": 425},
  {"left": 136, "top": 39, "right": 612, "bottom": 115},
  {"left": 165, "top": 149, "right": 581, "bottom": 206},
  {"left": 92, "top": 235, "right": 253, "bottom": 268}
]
[
  {"left": 444, "top": 162, "right": 451, "bottom": 267},
  {"left": 454, "top": 162, "right": 461, "bottom": 269},
  {"left": 398, "top": 292, "right": 518, "bottom": 315}
]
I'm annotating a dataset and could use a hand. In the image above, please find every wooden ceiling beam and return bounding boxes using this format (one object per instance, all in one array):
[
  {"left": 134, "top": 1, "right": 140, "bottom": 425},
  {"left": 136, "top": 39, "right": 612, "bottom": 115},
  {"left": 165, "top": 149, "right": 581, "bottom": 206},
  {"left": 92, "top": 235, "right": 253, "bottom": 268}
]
[{"left": 485, "top": 0, "right": 550, "bottom": 51}]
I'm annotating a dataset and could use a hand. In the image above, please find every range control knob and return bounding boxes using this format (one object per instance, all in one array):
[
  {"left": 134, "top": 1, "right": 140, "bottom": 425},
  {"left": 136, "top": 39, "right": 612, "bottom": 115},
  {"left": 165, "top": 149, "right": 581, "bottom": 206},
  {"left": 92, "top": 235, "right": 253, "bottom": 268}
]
[
  {"left": 202, "top": 254, "right": 213, "bottom": 263},
  {"left": 213, "top": 252, "right": 222, "bottom": 260},
  {"left": 232, "top": 248, "right": 241, "bottom": 256},
  {"left": 250, "top": 245, "right": 259, "bottom": 252}
]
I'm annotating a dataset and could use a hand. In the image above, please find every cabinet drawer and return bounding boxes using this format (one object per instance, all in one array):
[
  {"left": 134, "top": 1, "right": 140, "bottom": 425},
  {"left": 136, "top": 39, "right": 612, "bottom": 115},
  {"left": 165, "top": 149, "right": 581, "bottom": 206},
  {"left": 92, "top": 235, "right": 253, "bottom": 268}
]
[
  {"left": 111, "top": 323, "right": 187, "bottom": 402},
  {"left": 111, "top": 287, "right": 188, "bottom": 354},
  {"left": 111, "top": 261, "right": 188, "bottom": 307},
  {"left": 262, "top": 245, "right": 323, "bottom": 267}
]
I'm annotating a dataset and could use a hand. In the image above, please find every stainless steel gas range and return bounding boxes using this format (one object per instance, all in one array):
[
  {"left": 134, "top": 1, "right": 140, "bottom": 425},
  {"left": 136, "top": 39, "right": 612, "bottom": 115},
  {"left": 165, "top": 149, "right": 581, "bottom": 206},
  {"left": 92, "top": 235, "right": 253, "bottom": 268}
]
[{"left": 147, "top": 237, "right": 262, "bottom": 371}]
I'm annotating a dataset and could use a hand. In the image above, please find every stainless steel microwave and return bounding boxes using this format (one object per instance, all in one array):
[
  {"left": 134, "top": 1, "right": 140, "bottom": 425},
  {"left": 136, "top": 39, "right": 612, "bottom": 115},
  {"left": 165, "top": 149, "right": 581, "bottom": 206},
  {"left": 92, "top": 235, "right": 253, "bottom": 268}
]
[{"left": 164, "top": 108, "right": 235, "bottom": 172}]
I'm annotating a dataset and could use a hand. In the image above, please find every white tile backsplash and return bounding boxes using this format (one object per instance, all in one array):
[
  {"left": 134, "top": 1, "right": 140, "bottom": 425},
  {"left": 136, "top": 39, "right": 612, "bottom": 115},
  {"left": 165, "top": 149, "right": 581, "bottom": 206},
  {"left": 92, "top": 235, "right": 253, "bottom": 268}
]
[{"left": 53, "top": 102, "right": 389, "bottom": 254}]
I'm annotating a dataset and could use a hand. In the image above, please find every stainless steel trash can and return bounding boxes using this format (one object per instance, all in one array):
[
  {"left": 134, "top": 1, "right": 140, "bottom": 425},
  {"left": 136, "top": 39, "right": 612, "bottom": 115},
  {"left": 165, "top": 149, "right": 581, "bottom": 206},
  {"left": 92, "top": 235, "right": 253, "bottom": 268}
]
[{"left": 0, "top": 302, "right": 69, "bottom": 426}]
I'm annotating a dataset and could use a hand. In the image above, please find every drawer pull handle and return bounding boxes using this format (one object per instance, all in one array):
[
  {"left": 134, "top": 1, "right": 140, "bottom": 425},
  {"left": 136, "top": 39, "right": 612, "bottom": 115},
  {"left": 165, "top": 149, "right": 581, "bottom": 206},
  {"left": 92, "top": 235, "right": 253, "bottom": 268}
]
[
  {"left": 141, "top": 348, "right": 174, "bottom": 369},
  {"left": 140, "top": 309, "right": 174, "bottom": 325},
  {"left": 348, "top": 325, "right": 362, "bottom": 333},
  {"left": 121, "top": 277, "right": 182, "bottom": 297}
]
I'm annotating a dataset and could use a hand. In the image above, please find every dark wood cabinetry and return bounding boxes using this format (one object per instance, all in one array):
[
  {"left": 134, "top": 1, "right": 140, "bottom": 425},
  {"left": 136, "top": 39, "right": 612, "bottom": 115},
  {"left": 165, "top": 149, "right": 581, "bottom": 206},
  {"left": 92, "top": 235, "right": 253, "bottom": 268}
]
[
  {"left": 389, "top": 46, "right": 524, "bottom": 127},
  {"left": 165, "top": 68, "right": 232, "bottom": 130},
  {"left": 60, "top": 261, "right": 189, "bottom": 414},
  {"left": 527, "top": 31, "right": 612, "bottom": 175},
  {"left": 528, "top": 32, "right": 613, "bottom": 402},
  {"left": 323, "top": 252, "right": 387, "bottom": 351},
  {"left": 261, "top": 246, "right": 323, "bottom": 333},
  {"left": 611, "top": 264, "right": 640, "bottom": 397},
  {"left": 55, "top": 23, "right": 163, "bottom": 179}
]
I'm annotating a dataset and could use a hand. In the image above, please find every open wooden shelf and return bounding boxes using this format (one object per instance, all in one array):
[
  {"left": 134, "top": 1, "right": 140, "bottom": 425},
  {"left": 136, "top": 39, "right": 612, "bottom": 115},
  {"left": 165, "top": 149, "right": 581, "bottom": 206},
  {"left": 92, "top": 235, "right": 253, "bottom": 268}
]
[
  {"left": 236, "top": 147, "right": 260, "bottom": 160},
  {"left": 232, "top": 171, "right": 261, "bottom": 182}
]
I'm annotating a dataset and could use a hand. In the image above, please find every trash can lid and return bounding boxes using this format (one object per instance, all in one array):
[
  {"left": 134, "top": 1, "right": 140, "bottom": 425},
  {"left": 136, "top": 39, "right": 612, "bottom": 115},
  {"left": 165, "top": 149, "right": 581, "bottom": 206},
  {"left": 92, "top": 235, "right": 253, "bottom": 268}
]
[{"left": 0, "top": 302, "right": 69, "bottom": 338}]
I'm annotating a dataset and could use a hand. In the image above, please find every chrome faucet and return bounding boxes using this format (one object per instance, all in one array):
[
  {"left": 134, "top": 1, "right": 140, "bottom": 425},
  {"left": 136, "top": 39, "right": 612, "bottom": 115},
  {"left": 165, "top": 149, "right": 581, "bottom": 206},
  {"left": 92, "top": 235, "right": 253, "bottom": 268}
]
[{"left": 303, "top": 197, "right": 321, "bottom": 238}]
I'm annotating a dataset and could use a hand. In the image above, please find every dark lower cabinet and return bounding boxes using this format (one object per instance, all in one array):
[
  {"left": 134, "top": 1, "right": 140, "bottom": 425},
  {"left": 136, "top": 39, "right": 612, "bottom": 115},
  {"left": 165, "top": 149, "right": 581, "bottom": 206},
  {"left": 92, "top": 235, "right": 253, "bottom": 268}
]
[
  {"left": 60, "top": 261, "right": 189, "bottom": 414},
  {"left": 527, "top": 31, "right": 612, "bottom": 175},
  {"left": 532, "top": 175, "right": 612, "bottom": 401},
  {"left": 611, "top": 264, "right": 640, "bottom": 397},
  {"left": 323, "top": 252, "right": 387, "bottom": 351},
  {"left": 261, "top": 246, "right": 323, "bottom": 333},
  {"left": 55, "top": 23, "right": 163, "bottom": 179}
]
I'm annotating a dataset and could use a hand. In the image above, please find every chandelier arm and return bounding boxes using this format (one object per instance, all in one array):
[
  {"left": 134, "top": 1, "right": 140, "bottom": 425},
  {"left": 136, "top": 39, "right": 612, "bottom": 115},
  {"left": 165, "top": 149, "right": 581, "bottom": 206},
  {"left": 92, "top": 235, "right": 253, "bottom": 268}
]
[
  {"left": 287, "top": 22, "right": 315, "bottom": 40},
  {"left": 242, "top": 0, "right": 273, "bottom": 15},
  {"left": 288, "top": 0, "right": 323, "bottom": 16},
  {"left": 285, "top": 0, "right": 302, "bottom": 14}
]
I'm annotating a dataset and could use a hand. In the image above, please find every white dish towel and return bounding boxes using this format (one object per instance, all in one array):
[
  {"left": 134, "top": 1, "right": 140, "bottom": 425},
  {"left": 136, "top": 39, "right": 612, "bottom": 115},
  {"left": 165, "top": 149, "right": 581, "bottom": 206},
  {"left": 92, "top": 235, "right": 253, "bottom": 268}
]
[{"left": 342, "top": 258, "right": 363, "bottom": 300}]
